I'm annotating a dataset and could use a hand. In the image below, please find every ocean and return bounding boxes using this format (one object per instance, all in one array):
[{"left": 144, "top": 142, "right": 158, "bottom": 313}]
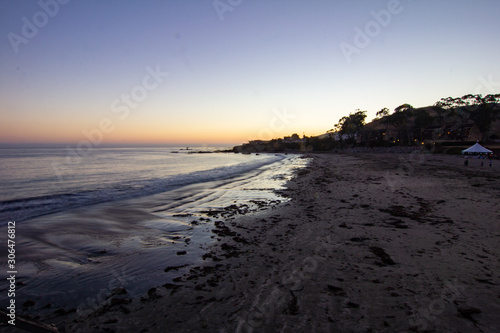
[{"left": 0, "top": 147, "right": 307, "bottom": 318}]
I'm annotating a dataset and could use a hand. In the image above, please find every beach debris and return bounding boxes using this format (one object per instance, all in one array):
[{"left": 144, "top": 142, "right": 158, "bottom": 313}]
[
  {"left": 94, "top": 297, "right": 132, "bottom": 315},
  {"left": 108, "top": 288, "right": 128, "bottom": 297},
  {"left": 327, "top": 285, "right": 347, "bottom": 297},
  {"left": 379, "top": 202, "right": 453, "bottom": 225},
  {"left": 220, "top": 243, "right": 241, "bottom": 258},
  {"left": 349, "top": 237, "right": 370, "bottom": 242},
  {"left": 345, "top": 301, "right": 360, "bottom": 308},
  {"left": 369, "top": 246, "right": 396, "bottom": 266},
  {"left": 164, "top": 264, "right": 189, "bottom": 273},
  {"left": 141, "top": 287, "right": 161, "bottom": 302},
  {"left": 232, "top": 236, "right": 249, "bottom": 244},
  {"left": 379, "top": 205, "right": 415, "bottom": 219},
  {"left": 162, "top": 283, "right": 181, "bottom": 292},
  {"left": 457, "top": 306, "right": 481, "bottom": 323},
  {"left": 176, "top": 251, "right": 187, "bottom": 255},
  {"left": 385, "top": 218, "right": 409, "bottom": 229},
  {"left": 173, "top": 213, "right": 193, "bottom": 217},
  {"left": 109, "top": 298, "right": 132, "bottom": 307},
  {"left": 474, "top": 278, "right": 497, "bottom": 285},
  {"left": 339, "top": 222, "right": 352, "bottom": 229},
  {"left": 202, "top": 251, "right": 222, "bottom": 261},
  {"left": 200, "top": 209, "right": 225, "bottom": 217},
  {"left": 211, "top": 221, "right": 237, "bottom": 237}
]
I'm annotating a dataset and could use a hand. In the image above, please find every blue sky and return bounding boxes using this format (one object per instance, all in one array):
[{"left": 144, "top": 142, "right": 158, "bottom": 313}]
[{"left": 1, "top": 0, "right": 499, "bottom": 145}]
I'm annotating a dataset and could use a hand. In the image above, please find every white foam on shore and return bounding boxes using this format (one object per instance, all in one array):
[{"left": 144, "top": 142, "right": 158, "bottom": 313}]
[{"left": 0, "top": 153, "right": 286, "bottom": 223}]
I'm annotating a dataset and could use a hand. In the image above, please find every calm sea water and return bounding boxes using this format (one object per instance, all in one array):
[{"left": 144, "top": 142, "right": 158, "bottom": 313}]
[
  {"left": 0, "top": 147, "right": 295, "bottom": 223},
  {"left": 0, "top": 147, "right": 307, "bottom": 317}
]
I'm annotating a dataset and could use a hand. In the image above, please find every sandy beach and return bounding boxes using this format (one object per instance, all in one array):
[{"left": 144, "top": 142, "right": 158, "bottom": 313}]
[{"left": 50, "top": 153, "right": 500, "bottom": 332}]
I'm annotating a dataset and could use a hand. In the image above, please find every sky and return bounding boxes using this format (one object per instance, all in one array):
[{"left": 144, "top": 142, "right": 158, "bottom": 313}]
[{"left": 1, "top": 0, "right": 500, "bottom": 146}]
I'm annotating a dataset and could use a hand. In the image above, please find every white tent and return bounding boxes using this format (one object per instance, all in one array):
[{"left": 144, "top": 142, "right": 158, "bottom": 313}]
[{"left": 461, "top": 143, "right": 492, "bottom": 154}]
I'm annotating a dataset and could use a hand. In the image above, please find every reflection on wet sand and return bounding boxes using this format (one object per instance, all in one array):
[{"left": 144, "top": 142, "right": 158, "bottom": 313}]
[{"left": 0, "top": 155, "right": 306, "bottom": 325}]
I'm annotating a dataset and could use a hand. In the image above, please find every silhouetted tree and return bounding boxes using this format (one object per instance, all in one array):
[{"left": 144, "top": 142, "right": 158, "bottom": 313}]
[
  {"left": 468, "top": 95, "right": 500, "bottom": 141},
  {"left": 434, "top": 94, "right": 500, "bottom": 141},
  {"left": 335, "top": 110, "right": 367, "bottom": 143},
  {"left": 384, "top": 104, "right": 414, "bottom": 143},
  {"left": 394, "top": 103, "right": 414, "bottom": 114},
  {"left": 375, "top": 107, "right": 390, "bottom": 119}
]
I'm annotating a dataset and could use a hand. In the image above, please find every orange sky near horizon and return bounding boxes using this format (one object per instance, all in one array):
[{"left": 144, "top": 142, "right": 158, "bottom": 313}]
[
  {"left": 0, "top": 120, "right": 251, "bottom": 145},
  {"left": 0, "top": 112, "right": 322, "bottom": 146}
]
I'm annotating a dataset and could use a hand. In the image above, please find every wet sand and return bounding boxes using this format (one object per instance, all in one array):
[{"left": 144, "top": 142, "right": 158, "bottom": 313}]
[
  {"left": 37, "top": 153, "right": 500, "bottom": 332},
  {"left": 1, "top": 156, "right": 305, "bottom": 332}
]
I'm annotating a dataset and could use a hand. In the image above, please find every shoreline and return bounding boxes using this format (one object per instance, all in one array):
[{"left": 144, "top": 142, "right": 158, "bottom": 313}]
[
  {"left": 14, "top": 152, "right": 500, "bottom": 332},
  {"left": 1, "top": 154, "right": 307, "bottom": 332}
]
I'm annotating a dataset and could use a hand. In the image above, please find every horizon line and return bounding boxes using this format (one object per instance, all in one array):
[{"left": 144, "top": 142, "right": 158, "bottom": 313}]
[{"left": 0, "top": 142, "right": 239, "bottom": 149}]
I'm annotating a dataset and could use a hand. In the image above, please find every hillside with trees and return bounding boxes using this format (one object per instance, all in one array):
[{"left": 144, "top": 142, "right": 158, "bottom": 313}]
[
  {"left": 234, "top": 94, "right": 500, "bottom": 153},
  {"left": 360, "top": 94, "right": 500, "bottom": 146}
]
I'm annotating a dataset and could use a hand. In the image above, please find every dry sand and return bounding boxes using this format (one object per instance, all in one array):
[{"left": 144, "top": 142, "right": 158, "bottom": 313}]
[{"left": 62, "top": 153, "right": 500, "bottom": 333}]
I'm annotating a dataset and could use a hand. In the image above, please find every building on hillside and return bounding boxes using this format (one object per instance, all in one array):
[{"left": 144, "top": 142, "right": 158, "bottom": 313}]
[
  {"left": 248, "top": 140, "right": 269, "bottom": 145},
  {"left": 283, "top": 133, "right": 306, "bottom": 143}
]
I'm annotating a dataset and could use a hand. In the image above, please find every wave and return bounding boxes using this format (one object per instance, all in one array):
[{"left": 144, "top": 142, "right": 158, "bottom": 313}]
[{"left": 0, "top": 154, "right": 285, "bottom": 223}]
